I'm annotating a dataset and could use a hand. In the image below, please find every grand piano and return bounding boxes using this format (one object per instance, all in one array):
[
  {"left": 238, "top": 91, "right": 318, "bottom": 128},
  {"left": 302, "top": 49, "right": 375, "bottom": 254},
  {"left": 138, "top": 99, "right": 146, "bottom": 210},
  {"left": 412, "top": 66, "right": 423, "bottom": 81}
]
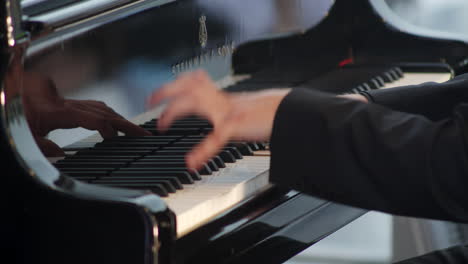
[{"left": 2, "top": 0, "right": 468, "bottom": 263}]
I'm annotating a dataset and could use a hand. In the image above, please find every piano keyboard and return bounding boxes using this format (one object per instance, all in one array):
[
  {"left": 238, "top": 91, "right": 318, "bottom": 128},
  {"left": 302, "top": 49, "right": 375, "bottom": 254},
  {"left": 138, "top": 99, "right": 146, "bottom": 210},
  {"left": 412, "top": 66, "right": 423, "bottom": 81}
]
[
  {"left": 225, "top": 66, "right": 452, "bottom": 94},
  {"left": 52, "top": 65, "right": 452, "bottom": 237},
  {"left": 55, "top": 115, "right": 271, "bottom": 237}
]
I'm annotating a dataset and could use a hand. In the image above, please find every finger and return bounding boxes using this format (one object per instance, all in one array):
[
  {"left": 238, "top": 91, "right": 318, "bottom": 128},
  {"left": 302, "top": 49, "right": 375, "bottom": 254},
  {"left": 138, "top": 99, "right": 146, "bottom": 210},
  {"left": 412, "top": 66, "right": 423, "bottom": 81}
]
[
  {"left": 68, "top": 100, "right": 118, "bottom": 119},
  {"left": 81, "top": 100, "right": 126, "bottom": 118},
  {"left": 110, "top": 118, "right": 152, "bottom": 136},
  {"left": 67, "top": 100, "right": 150, "bottom": 136},
  {"left": 186, "top": 124, "right": 233, "bottom": 169},
  {"left": 147, "top": 70, "right": 207, "bottom": 107},
  {"left": 34, "top": 137, "right": 65, "bottom": 157},
  {"left": 71, "top": 108, "right": 118, "bottom": 138},
  {"left": 157, "top": 96, "right": 198, "bottom": 133}
]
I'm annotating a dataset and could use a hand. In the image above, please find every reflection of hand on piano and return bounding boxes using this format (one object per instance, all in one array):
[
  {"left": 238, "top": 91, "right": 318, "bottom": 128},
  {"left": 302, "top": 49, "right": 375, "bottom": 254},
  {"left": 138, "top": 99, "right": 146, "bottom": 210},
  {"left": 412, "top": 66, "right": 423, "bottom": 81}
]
[
  {"left": 148, "top": 70, "right": 290, "bottom": 169},
  {"left": 22, "top": 72, "right": 151, "bottom": 156}
]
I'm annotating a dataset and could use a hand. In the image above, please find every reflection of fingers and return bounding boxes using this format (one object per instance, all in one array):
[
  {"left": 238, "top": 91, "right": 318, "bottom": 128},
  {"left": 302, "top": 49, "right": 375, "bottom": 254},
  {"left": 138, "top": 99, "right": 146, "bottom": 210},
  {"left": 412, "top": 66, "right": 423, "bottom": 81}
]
[
  {"left": 158, "top": 97, "right": 197, "bottom": 132},
  {"left": 97, "top": 122, "right": 118, "bottom": 138},
  {"left": 72, "top": 108, "right": 118, "bottom": 138},
  {"left": 186, "top": 125, "right": 232, "bottom": 169},
  {"left": 69, "top": 100, "right": 117, "bottom": 119},
  {"left": 110, "top": 118, "right": 152, "bottom": 136},
  {"left": 83, "top": 100, "right": 126, "bottom": 118},
  {"left": 34, "top": 137, "right": 64, "bottom": 157}
]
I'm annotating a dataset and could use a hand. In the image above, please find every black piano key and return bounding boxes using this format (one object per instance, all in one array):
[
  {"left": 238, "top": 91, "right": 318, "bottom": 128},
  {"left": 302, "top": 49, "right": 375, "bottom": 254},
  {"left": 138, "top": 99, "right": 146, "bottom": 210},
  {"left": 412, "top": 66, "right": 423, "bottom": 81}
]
[
  {"left": 172, "top": 141, "right": 201, "bottom": 147},
  {"left": 381, "top": 72, "right": 395, "bottom": 82},
  {"left": 93, "top": 179, "right": 177, "bottom": 193},
  {"left": 203, "top": 159, "right": 218, "bottom": 171},
  {"left": 162, "top": 146, "right": 242, "bottom": 160},
  {"left": 145, "top": 128, "right": 203, "bottom": 136},
  {"left": 374, "top": 76, "right": 386, "bottom": 86},
  {"left": 388, "top": 69, "right": 401, "bottom": 80},
  {"left": 142, "top": 155, "right": 225, "bottom": 169},
  {"left": 90, "top": 146, "right": 161, "bottom": 151},
  {"left": 74, "top": 150, "right": 152, "bottom": 156},
  {"left": 217, "top": 150, "right": 236, "bottom": 163},
  {"left": 142, "top": 122, "right": 212, "bottom": 129},
  {"left": 227, "top": 142, "right": 254, "bottom": 156},
  {"left": 147, "top": 116, "right": 209, "bottom": 123},
  {"left": 393, "top": 67, "right": 404, "bottom": 78},
  {"left": 151, "top": 150, "right": 190, "bottom": 156},
  {"left": 111, "top": 171, "right": 194, "bottom": 184},
  {"left": 117, "top": 167, "right": 201, "bottom": 181},
  {"left": 128, "top": 162, "right": 212, "bottom": 175},
  {"left": 137, "top": 157, "right": 219, "bottom": 172},
  {"left": 129, "top": 161, "right": 187, "bottom": 168},
  {"left": 223, "top": 147, "right": 243, "bottom": 159},
  {"left": 95, "top": 183, "right": 168, "bottom": 197},
  {"left": 362, "top": 83, "right": 372, "bottom": 91},
  {"left": 256, "top": 142, "right": 268, "bottom": 150},
  {"left": 94, "top": 141, "right": 170, "bottom": 148},
  {"left": 141, "top": 155, "right": 186, "bottom": 159},
  {"left": 57, "top": 167, "right": 115, "bottom": 172},
  {"left": 356, "top": 84, "right": 370, "bottom": 93},
  {"left": 300, "top": 66, "right": 406, "bottom": 93},
  {"left": 54, "top": 162, "right": 128, "bottom": 168},
  {"left": 101, "top": 136, "right": 182, "bottom": 142},
  {"left": 368, "top": 78, "right": 382, "bottom": 89},
  {"left": 102, "top": 176, "right": 183, "bottom": 190},
  {"left": 172, "top": 140, "right": 251, "bottom": 156},
  {"left": 211, "top": 156, "right": 226, "bottom": 168},
  {"left": 153, "top": 149, "right": 235, "bottom": 163},
  {"left": 184, "top": 136, "right": 261, "bottom": 152},
  {"left": 58, "top": 158, "right": 135, "bottom": 163},
  {"left": 64, "top": 155, "right": 141, "bottom": 159},
  {"left": 233, "top": 141, "right": 259, "bottom": 151}
]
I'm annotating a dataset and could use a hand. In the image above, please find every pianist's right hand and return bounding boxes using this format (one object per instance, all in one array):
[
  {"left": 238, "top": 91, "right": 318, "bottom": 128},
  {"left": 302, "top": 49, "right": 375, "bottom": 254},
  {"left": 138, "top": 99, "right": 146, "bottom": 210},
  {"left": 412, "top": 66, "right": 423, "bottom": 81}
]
[
  {"left": 149, "top": 70, "right": 369, "bottom": 170},
  {"left": 23, "top": 72, "right": 151, "bottom": 156},
  {"left": 148, "top": 70, "right": 290, "bottom": 169}
]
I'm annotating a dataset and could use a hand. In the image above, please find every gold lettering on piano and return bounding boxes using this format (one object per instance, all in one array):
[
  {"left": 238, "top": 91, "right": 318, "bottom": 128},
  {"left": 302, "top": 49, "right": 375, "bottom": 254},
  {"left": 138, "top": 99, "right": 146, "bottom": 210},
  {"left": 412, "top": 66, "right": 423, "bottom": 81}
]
[{"left": 171, "top": 42, "right": 236, "bottom": 76}]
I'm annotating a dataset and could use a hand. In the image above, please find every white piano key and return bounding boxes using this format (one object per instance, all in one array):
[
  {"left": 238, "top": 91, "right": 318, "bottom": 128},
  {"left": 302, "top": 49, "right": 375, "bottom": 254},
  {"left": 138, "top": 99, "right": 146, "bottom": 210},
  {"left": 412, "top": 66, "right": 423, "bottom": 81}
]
[
  {"left": 382, "top": 72, "right": 451, "bottom": 89},
  {"left": 163, "top": 155, "right": 271, "bottom": 237}
]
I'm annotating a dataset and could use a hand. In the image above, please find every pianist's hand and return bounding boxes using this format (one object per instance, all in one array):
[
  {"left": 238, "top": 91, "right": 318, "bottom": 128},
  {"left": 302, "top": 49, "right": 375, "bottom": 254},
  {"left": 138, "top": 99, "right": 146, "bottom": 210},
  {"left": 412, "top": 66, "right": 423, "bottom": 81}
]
[
  {"left": 23, "top": 73, "right": 151, "bottom": 156},
  {"left": 149, "top": 71, "right": 370, "bottom": 169},
  {"left": 148, "top": 70, "right": 290, "bottom": 169}
]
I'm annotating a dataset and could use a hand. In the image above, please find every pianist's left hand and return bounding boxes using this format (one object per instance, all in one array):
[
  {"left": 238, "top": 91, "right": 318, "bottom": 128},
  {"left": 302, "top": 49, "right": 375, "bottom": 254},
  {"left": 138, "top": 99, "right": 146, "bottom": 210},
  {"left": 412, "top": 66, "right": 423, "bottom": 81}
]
[{"left": 23, "top": 72, "right": 151, "bottom": 156}]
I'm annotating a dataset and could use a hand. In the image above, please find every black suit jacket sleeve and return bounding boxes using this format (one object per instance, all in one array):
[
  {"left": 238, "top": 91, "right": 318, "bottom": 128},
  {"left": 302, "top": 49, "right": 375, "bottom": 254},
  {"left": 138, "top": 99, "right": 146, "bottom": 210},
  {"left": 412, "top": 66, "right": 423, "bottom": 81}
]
[
  {"left": 269, "top": 78, "right": 468, "bottom": 222},
  {"left": 360, "top": 73, "right": 468, "bottom": 121}
]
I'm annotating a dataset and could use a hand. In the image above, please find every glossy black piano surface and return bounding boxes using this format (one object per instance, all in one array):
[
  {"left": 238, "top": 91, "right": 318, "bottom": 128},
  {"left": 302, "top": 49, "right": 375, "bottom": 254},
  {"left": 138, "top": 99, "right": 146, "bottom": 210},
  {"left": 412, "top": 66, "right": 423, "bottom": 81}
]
[{"left": 1, "top": 0, "right": 468, "bottom": 263}]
